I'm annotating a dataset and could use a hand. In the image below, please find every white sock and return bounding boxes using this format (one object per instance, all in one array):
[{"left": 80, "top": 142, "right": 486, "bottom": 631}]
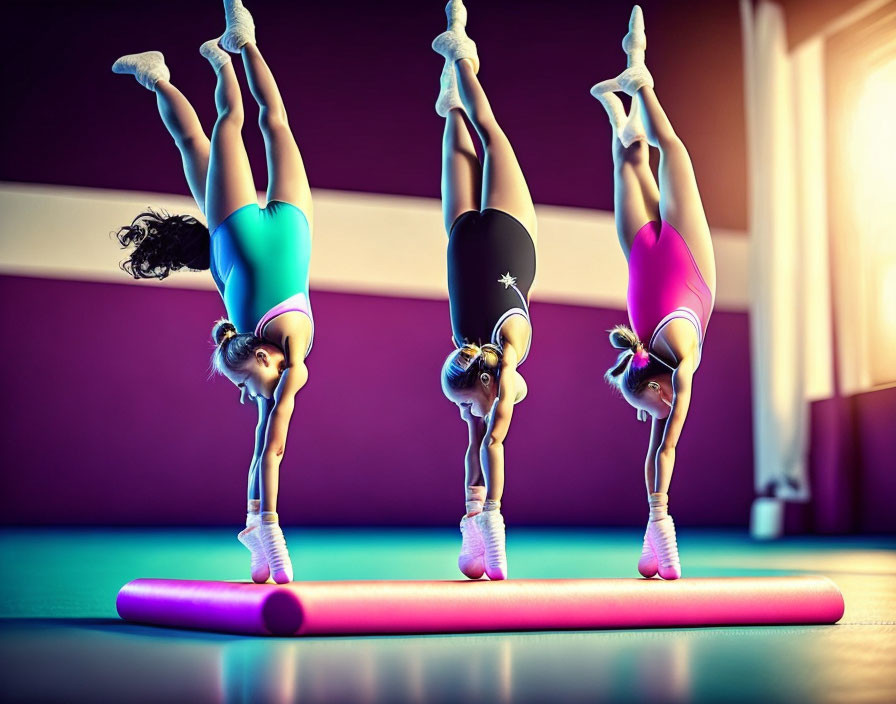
[
  {"left": 483, "top": 499, "right": 501, "bottom": 512},
  {"left": 261, "top": 510, "right": 279, "bottom": 524},
  {"left": 590, "top": 89, "right": 645, "bottom": 148},
  {"left": 432, "top": 32, "right": 479, "bottom": 75},
  {"left": 590, "top": 64, "right": 654, "bottom": 99},
  {"left": 437, "top": 60, "right": 464, "bottom": 117},
  {"left": 111, "top": 51, "right": 170, "bottom": 91},
  {"left": 620, "top": 96, "right": 647, "bottom": 148},
  {"left": 623, "top": 5, "right": 647, "bottom": 67},
  {"left": 465, "top": 500, "right": 483, "bottom": 516},
  {"left": 446, "top": 0, "right": 468, "bottom": 32},
  {"left": 221, "top": 0, "right": 256, "bottom": 53},
  {"left": 200, "top": 38, "right": 231, "bottom": 74},
  {"left": 648, "top": 492, "right": 669, "bottom": 522},
  {"left": 246, "top": 499, "right": 261, "bottom": 527}
]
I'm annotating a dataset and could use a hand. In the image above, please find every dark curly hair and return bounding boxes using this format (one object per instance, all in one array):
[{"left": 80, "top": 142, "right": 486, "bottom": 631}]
[
  {"left": 115, "top": 208, "right": 210, "bottom": 280},
  {"left": 604, "top": 324, "right": 670, "bottom": 396}
]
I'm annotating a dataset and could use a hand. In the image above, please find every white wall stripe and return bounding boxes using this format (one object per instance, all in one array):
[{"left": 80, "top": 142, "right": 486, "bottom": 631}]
[{"left": 0, "top": 182, "right": 749, "bottom": 310}]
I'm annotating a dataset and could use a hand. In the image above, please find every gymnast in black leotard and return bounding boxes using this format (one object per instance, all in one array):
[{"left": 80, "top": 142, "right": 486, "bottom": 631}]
[
  {"left": 433, "top": 0, "right": 537, "bottom": 582},
  {"left": 447, "top": 209, "right": 536, "bottom": 361}
]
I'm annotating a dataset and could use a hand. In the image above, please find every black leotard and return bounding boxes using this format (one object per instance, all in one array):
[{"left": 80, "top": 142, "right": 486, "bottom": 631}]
[{"left": 447, "top": 208, "right": 536, "bottom": 364}]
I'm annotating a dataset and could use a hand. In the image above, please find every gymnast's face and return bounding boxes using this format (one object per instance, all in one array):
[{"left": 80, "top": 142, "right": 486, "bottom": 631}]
[
  {"left": 449, "top": 376, "right": 498, "bottom": 418},
  {"left": 623, "top": 373, "right": 674, "bottom": 420},
  {"left": 223, "top": 347, "right": 285, "bottom": 404}
]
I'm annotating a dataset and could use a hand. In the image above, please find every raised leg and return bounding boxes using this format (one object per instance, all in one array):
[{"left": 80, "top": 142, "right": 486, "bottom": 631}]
[
  {"left": 636, "top": 87, "right": 716, "bottom": 293},
  {"left": 154, "top": 81, "right": 211, "bottom": 215},
  {"left": 241, "top": 42, "right": 313, "bottom": 226},
  {"left": 441, "top": 108, "right": 481, "bottom": 233},
  {"left": 613, "top": 134, "right": 660, "bottom": 258},
  {"left": 455, "top": 59, "right": 537, "bottom": 242},
  {"left": 205, "top": 62, "right": 257, "bottom": 232}
]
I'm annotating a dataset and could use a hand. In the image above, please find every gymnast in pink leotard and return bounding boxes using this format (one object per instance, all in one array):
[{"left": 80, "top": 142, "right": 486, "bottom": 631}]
[{"left": 590, "top": 6, "right": 717, "bottom": 580}]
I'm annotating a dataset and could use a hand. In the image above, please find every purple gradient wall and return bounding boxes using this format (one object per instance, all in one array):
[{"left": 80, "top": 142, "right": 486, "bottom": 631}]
[{"left": 1, "top": 274, "right": 753, "bottom": 526}]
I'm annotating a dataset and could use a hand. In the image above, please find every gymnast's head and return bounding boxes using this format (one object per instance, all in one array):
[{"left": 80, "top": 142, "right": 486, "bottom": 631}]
[
  {"left": 605, "top": 325, "right": 674, "bottom": 420},
  {"left": 212, "top": 320, "right": 285, "bottom": 404},
  {"left": 116, "top": 209, "right": 210, "bottom": 280},
  {"left": 441, "top": 344, "right": 503, "bottom": 417}
]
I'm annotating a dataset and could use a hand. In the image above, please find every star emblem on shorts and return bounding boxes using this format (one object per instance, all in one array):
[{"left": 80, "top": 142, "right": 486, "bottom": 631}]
[{"left": 498, "top": 272, "right": 517, "bottom": 289}]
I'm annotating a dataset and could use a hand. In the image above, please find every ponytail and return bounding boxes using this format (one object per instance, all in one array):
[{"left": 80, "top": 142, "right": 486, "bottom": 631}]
[
  {"left": 116, "top": 208, "right": 210, "bottom": 280},
  {"left": 604, "top": 324, "right": 668, "bottom": 394}
]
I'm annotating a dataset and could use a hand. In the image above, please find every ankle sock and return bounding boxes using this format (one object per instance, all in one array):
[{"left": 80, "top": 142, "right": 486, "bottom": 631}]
[{"left": 649, "top": 492, "right": 669, "bottom": 522}]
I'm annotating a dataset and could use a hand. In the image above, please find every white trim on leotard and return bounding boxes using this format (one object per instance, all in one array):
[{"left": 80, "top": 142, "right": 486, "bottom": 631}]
[
  {"left": 648, "top": 306, "right": 704, "bottom": 369},
  {"left": 491, "top": 307, "right": 532, "bottom": 366}
]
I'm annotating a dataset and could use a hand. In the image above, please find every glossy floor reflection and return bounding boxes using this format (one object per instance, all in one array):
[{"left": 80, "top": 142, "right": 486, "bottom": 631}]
[{"left": 1, "top": 529, "right": 894, "bottom": 703}]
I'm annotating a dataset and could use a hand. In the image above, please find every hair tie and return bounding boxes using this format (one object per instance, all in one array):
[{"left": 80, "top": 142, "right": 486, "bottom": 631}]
[
  {"left": 221, "top": 329, "right": 237, "bottom": 344},
  {"left": 631, "top": 347, "right": 650, "bottom": 370}
]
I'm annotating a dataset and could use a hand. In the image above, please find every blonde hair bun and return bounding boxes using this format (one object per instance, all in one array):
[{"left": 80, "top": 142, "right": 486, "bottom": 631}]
[
  {"left": 212, "top": 318, "right": 239, "bottom": 346},
  {"left": 608, "top": 324, "right": 641, "bottom": 351}
]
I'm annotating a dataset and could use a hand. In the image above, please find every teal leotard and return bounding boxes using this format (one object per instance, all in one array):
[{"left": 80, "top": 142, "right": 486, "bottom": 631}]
[{"left": 209, "top": 201, "right": 313, "bottom": 346}]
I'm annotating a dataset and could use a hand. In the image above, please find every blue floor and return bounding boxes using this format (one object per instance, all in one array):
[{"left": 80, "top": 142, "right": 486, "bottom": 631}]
[{"left": 1, "top": 528, "right": 894, "bottom": 703}]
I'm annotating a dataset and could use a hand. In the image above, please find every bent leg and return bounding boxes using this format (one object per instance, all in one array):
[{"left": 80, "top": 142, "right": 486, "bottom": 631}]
[
  {"left": 155, "top": 81, "right": 211, "bottom": 215},
  {"left": 637, "top": 87, "right": 715, "bottom": 292},
  {"left": 455, "top": 59, "right": 537, "bottom": 242},
  {"left": 441, "top": 108, "right": 481, "bottom": 233},
  {"left": 241, "top": 42, "right": 313, "bottom": 226},
  {"left": 205, "top": 62, "right": 257, "bottom": 232}
]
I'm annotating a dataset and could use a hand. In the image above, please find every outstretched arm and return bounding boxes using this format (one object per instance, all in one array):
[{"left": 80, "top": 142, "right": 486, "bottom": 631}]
[
  {"left": 654, "top": 356, "right": 695, "bottom": 494},
  {"left": 258, "top": 334, "right": 309, "bottom": 513},
  {"left": 480, "top": 343, "right": 521, "bottom": 502},
  {"left": 645, "top": 415, "right": 666, "bottom": 495},
  {"left": 459, "top": 403, "right": 487, "bottom": 488},
  {"left": 248, "top": 397, "right": 274, "bottom": 501}
]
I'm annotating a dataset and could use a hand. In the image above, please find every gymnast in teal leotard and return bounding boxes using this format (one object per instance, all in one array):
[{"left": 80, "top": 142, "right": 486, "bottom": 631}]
[
  {"left": 210, "top": 200, "right": 314, "bottom": 354},
  {"left": 112, "top": 1, "right": 309, "bottom": 584}
]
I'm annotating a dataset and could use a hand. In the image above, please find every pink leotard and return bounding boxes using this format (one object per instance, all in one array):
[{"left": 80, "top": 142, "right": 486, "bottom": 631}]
[{"left": 627, "top": 221, "right": 713, "bottom": 364}]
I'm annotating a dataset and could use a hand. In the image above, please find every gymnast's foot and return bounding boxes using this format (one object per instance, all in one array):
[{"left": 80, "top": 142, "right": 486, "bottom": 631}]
[
  {"left": 446, "top": 0, "right": 468, "bottom": 31},
  {"left": 238, "top": 525, "right": 271, "bottom": 583},
  {"left": 477, "top": 508, "right": 508, "bottom": 580},
  {"left": 637, "top": 522, "right": 658, "bottom": 578},
  {"left": 458, "top": 513, "right": 486, "bottom": 579},
  {"left": 647, "top": 516, "right": 682, "bottom": 580},
  {"left": 221, "top": 0, "right": 256, "bottom": 53},
  {"left": 111, "top": 51, "right": 170, "bottom": 91},
  {"left": 591, "top": 89, "right": 646, "bottom": 148},
  {"left": 432, "top": 32, "right": 480, "bottom": 75},
  {"left": 436, "top": 60, "right": 464, "bottom": 117},
  {"left": 433, "top": 1, "right": 479, "bottom": 75},
  {"left": 590, "top": 64, "right": 654, "bottom": 99},
  {"left": 200, "top": 38, "right": 231, "bottom": 74},
  {"left": 259, "top": 513, "right": 294, "bottom": 584},
  {"left": 623, "top": 5, "right": 647, "bottom": 67}
]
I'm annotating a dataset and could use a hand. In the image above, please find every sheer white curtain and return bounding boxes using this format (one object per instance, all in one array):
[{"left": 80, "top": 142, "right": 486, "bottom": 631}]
[{"left": 740, "top": 0, "right": 834, "bottom": 537}]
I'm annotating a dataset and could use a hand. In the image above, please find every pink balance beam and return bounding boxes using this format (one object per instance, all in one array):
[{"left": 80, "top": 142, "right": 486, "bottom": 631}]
[{"left": 117, "top": 576, "right": 844, "bottom": 637}]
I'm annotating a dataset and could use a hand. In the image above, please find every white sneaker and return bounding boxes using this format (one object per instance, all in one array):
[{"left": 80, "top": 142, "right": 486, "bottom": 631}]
[
  {"left": 476, "top": 510, "right": 508, "bottom": 580},
  {"left": 458, "top": 514, "right": 485, "bottom": 579}
]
